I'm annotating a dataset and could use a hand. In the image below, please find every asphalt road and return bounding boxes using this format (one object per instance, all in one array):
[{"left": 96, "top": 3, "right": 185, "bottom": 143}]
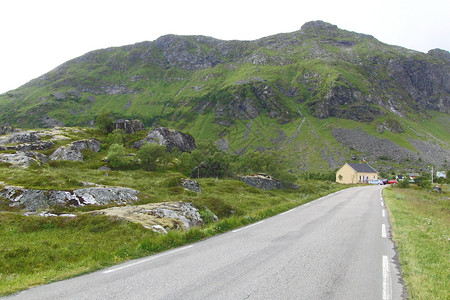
[{"left": 6, "top": 185, "right": 405, "bottom": 299}]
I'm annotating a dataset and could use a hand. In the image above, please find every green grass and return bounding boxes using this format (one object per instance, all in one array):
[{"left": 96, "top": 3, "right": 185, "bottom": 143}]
[
  {"left": 0, "top": 130, "right": 347, "bottom": 296},
  {"left": 0, "top": 175, "right": 345, "bottom": 296},
  {"left": 383, "top": 186, "right": 449, "bottom": 299}
]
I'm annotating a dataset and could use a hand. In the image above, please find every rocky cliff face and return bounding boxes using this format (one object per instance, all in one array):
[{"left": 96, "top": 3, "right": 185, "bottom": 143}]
[
  {"left": 0, "top": 21, "right": 448, "bottom": 172},
  {"left": 2, "top": 20, "right": 448, "bottom": 128},
  {"left": 134, "top": 127, "right": 196, "bottom": 152},
  {"left": 0, "top": 186, "right": 139, "bottom": 211}
]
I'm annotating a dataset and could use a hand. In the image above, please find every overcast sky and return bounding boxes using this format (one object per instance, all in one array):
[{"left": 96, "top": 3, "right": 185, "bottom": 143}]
[{"left": 0, "top": 0, "right": 449, "bottom": 94}]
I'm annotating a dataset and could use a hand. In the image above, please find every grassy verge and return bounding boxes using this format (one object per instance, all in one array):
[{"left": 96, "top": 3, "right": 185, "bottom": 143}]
[
  {"left": 0, "top": 173, "right": 345, "bottom": 296},
  {"left": 383, "top": 186, "right": 449, "bottom": 299}
]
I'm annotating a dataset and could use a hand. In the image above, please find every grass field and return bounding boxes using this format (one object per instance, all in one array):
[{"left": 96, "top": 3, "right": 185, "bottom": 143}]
[
  {"left": 384, "top": 186, "right": 449, "bottom": 299},
  {"left": 0, "top": 169, "right": 345, "bottom": 296}
]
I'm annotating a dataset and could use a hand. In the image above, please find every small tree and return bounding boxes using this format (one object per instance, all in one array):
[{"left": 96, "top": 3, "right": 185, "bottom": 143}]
[
  {"left": 137, "top": 143, "right": 167, "bottom": 171},
  {"left": 96, "top": 112, "right": 114, "bottom": 133},
  {"left": 107, "top": 144, "right": 128, "bottom": 170},
  {"left": 107, "top": 129, "right": 126, "bottom": 146}
]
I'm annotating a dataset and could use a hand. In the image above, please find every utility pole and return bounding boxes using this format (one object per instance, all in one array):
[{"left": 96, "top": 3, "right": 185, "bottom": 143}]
[{"left": 431, "top": 166, "right": 434, "bottom": 185}]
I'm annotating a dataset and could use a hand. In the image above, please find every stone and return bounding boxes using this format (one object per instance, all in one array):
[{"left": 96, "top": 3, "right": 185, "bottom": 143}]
[
  {"left": 98, "top": 165, "right": 112, "bottom": 171},
  {"left": 0, "top": 151, "right": 49, "bottom": 168},
  {"left": 151, "top": 225, "right": 168, "bottom": 234},
  {"left": 238, "top": 173, "right": 283, "bottom": 190},
  {"left": 134, "top": 127, "right": 196, "bottom": 152},
  {"left": 113, "top": 119, "right": 145, "bottom": 134},
  {"left": 0, "top": 186, "right": 139, "bottom": 211},
  {"left": 96, "top": 201, "right": 215, "bottom": 232},
  {"left": 181, "top": 179, "right": 202, "bottom": 193},
  {"left": 433, "top": 186, "right": 442, "bottom": 193},
  {"left": 0, "top": 126, "right": 18, "bottom": 136},
  {"left": 49, "top": 138, "right": 101, "bottom": 161},
  {"left": 0, "top": 141, "right": 54, "bottom": 152},
  {"left": 0, "top": 131, "right": 40, "bottom": 145}
]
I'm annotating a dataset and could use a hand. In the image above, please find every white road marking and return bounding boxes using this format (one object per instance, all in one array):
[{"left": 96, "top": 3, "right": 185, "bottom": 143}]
[
  {"left": 382, "top": 255, "right": 392, "bottom": 300},
  {"left": 232, "top": 221, "right": 264, "bottom": 233},
  {"left": 280, "top": 209, "right": 294, "bottom": 215},
  {"left": 103, "top": 245, "right": 194, "bottom": 274},
  {"left": 381, "top": 201, "right": 384, "bottom": 207},
  {"left": 382, "top": 210, "right": 386, "bottom": 218},
  {"left": 381, "top": 224, "right": 387, "bottom": 238}
]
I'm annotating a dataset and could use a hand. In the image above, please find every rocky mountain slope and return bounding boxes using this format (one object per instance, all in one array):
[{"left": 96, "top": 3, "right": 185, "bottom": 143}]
[{"left": 1, "top": 21, "right": 449, "bottom": 172}]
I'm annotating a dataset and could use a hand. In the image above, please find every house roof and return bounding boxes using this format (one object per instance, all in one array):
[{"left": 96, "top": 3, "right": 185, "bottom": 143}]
[{"left": 347, "top": 163, "right": 378, "bottom": 173}]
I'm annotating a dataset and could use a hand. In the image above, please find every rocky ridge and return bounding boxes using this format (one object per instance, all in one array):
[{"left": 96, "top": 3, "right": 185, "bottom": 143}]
[
  {"left": 96, "top": 202, "right": 214, "bottom": 233},
  {"left": 134, "top": 127, "right": 196, "bottom": 152},
  {"left": 0, "top": 186, "right": 139, "bottom": 211}
]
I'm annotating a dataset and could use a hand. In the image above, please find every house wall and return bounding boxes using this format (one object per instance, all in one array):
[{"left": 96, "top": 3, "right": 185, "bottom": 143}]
[
  {"left": 336, "top": 164, "right": 357, "bottom": 184},
  {"left": 356, "top": 172, "right": 378, "bottom": 183},
  {"left": 336, "top": 164, "right": 378, "bottom": 184}
]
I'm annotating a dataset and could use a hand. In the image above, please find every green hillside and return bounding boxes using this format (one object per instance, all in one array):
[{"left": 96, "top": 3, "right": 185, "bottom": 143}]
[{"left": 1, "top": 21, "right": 449, "bottom": 173}]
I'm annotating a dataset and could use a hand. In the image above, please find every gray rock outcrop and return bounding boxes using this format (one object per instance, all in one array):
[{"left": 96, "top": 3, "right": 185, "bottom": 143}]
[
  {"left": 0, "top": 126, "right": 18, "bottom": 136},
  {"left": 0, "top": 151, "right": 49, "bottom": 168},
  {"left": 50, "top": 138, "right": 101, "bottom": 161},
  {"left": 238, "top": 173, "right": 283, "bottom": 190},
  {"left": 113, "top": 119, "right": 145, "bottom": 134},
  {"left": 134, "top": 127, "right": 196, "bottom": 152},
  {"left": 97, "top": 202, "right": 212, "bottom": 231},
  {"left": 181, "top": 179, "right": 202, "bottom": 193},
  {"left": 0, "top": 186, "right": 139, "bottom": 211},
  {"left": 432, "top": 186, "right": 442, "bottom": 193},
  {"left": 0, "top": 131, "right": 40, "bottom": 144},
  {"left": 237, "top": 173, "right": 300, "bottom": 190},
  {"left": 0, "top": 141, "right": 54, "bottom": 152}
]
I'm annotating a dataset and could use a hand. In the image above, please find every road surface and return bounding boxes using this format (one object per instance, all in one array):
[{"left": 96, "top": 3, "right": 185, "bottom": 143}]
[{"left": 6, "top": 185, "right": 405, "bottom": 299}]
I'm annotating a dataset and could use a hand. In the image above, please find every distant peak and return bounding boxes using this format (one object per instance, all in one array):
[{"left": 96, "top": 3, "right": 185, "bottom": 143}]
[
  {"left": 301, "top": 20, "right": 338, "bottom": 31},
  {"left": 427, "top": 48, "right": 450, "bottom": 62}
]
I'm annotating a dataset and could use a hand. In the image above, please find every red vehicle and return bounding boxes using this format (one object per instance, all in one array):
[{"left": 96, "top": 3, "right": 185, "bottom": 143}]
[{"left": 388, "top": 179, "right": 398, "bottom": 184}]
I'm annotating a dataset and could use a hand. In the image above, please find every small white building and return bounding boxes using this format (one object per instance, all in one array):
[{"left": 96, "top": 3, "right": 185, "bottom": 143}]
[{"left": 436, "top": 171, "right": 447, "bottom": 178}]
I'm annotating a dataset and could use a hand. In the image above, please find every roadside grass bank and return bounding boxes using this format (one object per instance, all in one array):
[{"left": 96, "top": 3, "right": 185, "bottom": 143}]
[
  {"left": 383, "top": 186, "right": 449, "bottom": 299},
  {"left": 0, "top": 178, "right": 346, "bottom": 296}
]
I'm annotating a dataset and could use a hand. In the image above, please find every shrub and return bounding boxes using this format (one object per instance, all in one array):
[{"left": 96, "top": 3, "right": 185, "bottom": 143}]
[
  {"left": 106, "top": 129, "right": 126, "bottom": 146},
  {"left": 107, "top": 144, "right": 130, "bottom": 170},
  {"left": 137, "top": 143, "right": 167, "bottom": 171},
  {"left": 96, "top": 112, "right": 114, "bottom": 133}
]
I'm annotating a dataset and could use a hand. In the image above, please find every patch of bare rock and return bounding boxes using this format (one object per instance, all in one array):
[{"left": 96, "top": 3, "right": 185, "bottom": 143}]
[
  {"left": 95, "top": 202, "right": 214, "bottom": 233},
  {"left": 0, "top": 186, "right": 139, "bottom": 211},
  {"left": 134, "top": 127, "right": 196, "bottom": 152}
]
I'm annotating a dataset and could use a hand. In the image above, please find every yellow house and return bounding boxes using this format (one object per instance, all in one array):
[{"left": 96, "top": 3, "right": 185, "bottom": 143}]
[{"left": 336, "top": 163, "right": 378, "bottom": 184}]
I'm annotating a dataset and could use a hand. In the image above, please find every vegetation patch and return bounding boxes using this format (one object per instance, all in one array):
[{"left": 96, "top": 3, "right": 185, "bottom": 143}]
[{"left": 384, "top": 186, "right": 449, "bottom": 299}]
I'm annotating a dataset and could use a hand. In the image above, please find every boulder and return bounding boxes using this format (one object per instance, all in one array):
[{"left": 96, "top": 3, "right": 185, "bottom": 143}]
[
  {"left": 0, "top": 151, "right": 49, "bottom": 168},
  {"left": 181, "top": 179, "right": 202, "bottom": 193},
  {"left": 113, "top": 119, "right": 145, "bottom": 134},
  {"left": 433, "top": 186, "right": 442, "bottom": 193},
  {"left": 134, "top": 127, "right": 196, "bottom": 152},
  {"left": 50, "top": 138, "right": 101, "bottom": 161},
  {"left": 0, "top": 186, "right": 139, "bottom": 211},
  {"left": 0, "top": 141, "right": 54, "bottom": 152},
  {"left": 237, "top": 173, "right": 282, "bottom": 190},
  {"left": 97, "top": 202, "right": 212, "bottom": 231},
  {"left": 0, "top": 131, "right": 40, "bottom": 144},
  {"left": 0, "top": 126, "right": 18, "bottom": 136}
]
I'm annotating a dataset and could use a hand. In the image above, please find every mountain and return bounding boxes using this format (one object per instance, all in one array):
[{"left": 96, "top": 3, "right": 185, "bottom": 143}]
[{"left": 1, "top": 21, "right": 449, "bottom": 173}]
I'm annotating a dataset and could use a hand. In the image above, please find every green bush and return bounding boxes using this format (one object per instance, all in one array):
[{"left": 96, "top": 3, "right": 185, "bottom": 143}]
[
  {"left": 107, "top": 144, "right": 134, "bottom": 170},
  {"left": 96, "top": 112, "right": 114, "bottom": 133},
  {"left": 106, "top": 129, "right": 126, "bottom": 146},
  {"left": 136, "top": 143, "right": 167, "bottom": 171}
]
